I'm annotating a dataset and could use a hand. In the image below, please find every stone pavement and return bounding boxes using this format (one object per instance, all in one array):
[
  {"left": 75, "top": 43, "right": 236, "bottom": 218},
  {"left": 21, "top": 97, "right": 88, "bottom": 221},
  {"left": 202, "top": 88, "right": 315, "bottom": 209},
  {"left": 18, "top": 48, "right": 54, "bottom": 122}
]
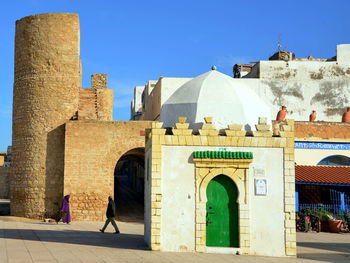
[{"left": 0, "top": 216, "right": 349, "bottom": 263}]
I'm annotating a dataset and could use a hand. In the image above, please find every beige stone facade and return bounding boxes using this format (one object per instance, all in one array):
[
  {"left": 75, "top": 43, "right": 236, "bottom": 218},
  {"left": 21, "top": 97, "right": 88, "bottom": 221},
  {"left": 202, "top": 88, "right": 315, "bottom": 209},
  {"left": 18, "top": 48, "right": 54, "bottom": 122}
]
[
  {"left": 64, "top": 120, "right": 152, "bottom": 221},
  {"left": 78, "top": 74, "right": 113, "bottom": 121},
  {"left": 11, "top": 13, "right": 82, "bottom": 218},
  {"left": 145, "top": 118, "right": 296, "bottom": 256},
  {"left": 10, "top": 13, "right": 140, "bottom": 220}
]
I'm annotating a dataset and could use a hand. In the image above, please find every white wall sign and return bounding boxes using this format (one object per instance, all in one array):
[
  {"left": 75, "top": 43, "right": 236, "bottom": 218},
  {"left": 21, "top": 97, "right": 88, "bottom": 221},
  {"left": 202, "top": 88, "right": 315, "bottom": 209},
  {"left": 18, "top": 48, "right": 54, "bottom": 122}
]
[{"left": 255, "top": 179, "right": 267, "bottom": 196}]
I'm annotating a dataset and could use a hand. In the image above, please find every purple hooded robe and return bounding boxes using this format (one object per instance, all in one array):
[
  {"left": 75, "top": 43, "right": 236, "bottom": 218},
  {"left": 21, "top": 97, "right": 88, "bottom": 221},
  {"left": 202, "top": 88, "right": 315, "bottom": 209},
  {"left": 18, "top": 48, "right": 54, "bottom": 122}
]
[{"left": 61, "top": 195, "right": 71, "bottom": 223}]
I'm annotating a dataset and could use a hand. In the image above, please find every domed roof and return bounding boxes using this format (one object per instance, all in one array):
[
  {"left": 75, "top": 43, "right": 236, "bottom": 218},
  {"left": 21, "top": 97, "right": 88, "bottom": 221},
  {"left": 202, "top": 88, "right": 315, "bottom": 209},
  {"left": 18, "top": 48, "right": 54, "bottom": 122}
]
[{"left": 160, "top": 69, "right": 271, "bottom": 131}]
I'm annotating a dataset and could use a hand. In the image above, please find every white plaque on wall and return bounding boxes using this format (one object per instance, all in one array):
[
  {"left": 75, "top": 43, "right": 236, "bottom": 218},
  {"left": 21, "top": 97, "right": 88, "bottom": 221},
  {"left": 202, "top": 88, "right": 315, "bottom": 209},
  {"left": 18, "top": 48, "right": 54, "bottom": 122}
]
[{"left": 255, "top": 179, "right": 267, "bottom": 196}]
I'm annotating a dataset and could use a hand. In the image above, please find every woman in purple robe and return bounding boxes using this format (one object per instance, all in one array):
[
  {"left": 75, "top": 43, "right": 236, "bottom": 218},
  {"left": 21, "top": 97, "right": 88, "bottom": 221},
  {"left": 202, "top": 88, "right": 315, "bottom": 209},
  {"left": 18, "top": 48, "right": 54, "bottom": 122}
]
[{"left": 61, "top": 195, "right": 71, "bottom": 224}]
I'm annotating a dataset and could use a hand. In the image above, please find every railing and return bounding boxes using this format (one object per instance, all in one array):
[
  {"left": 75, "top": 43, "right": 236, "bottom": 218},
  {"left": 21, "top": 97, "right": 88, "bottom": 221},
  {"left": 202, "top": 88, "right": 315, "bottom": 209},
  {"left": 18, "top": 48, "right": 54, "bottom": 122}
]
[
  {"left": 345, "top": 193, "right": 350, "bottom": 209},
  {"left": 296, "top": 181, "right": 350, "bottom": 218},
  {"left": 299, "top": 203, "right": 350, "bottom": 215}
]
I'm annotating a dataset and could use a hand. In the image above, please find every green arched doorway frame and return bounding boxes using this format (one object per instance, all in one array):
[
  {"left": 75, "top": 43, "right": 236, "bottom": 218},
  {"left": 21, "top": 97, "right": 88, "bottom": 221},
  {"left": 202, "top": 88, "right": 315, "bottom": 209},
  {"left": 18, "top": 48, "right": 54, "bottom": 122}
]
[{"left": 206, "top": 174, "right": 239, "bottom": 247}]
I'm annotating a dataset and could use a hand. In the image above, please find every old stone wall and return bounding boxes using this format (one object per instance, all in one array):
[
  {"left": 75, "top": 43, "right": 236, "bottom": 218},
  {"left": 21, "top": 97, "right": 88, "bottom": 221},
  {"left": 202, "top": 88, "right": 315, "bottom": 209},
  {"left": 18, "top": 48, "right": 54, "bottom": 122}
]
[
  {"left": 11, "top": 13, "right": 81, "bottom": 219},
  {"left": 247, "top": 60, "right": 350, "bottom": 81},
  {"left": 246, "top": 79, "right": 350, "bottom": 122},
  {"left": 78, "top": 74, "right": 113, "bottom": 121},
  {"left": 91, "top": 74, "right": 107, "bottom": 89},
  {"left": 0, "top": 167, "right": 10, "bottom": 199},
  {"left": 295, "top": 121, "right": 350, "bottom": 140},
  {"left": 78, "top": 88, "right": 98, "bottom": 120},
  {"left": 64, "top": 120, "right": 153, "bottom": 221},
  {"left": 242, "top": 47, "right": 350, "bottom": 122},
  {"left": 95, "top": 88, "right": 113, "bottom": 121}
]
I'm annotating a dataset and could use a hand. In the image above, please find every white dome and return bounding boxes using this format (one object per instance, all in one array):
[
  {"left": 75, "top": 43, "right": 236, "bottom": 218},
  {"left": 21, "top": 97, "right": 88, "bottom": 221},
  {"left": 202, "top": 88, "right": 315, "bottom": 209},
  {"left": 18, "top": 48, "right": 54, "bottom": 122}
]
[{"left": 160, "top": 70, "right": 271, "bottom": 131}]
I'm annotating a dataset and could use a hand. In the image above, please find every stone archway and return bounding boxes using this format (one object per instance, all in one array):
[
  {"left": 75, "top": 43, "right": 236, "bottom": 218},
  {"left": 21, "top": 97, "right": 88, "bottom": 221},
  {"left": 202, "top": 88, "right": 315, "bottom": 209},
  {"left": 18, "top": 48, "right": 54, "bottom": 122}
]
[
  {"left": 63, "top": 120, "right": 153, "bottom": 221},
  {"left": 114, "top": 147, "right": 145, "bottom": 222}
]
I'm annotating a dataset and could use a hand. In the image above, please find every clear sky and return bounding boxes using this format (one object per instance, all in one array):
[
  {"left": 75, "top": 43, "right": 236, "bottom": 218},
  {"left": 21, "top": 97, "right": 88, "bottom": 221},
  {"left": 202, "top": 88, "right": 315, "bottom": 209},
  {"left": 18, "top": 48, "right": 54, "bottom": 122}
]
[{"left": 1, "top": 0, "right": 350, "bottom": 151}]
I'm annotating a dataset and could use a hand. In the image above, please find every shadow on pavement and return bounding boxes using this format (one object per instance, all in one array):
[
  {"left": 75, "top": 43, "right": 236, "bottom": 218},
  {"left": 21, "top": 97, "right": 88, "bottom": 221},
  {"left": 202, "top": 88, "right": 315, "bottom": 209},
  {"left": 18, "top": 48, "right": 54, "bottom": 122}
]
[
  {"left": 298, "top": 242, "right": 350, "bottom": 254},
  {"left": 298, "top": 253, "right": 350, "bottom": 263},
  {"left": 297, "top": 241, "right": 350, "bottom": 263},
  {"left": 1, "top": 228, "right": 148, "bottom": 250}
]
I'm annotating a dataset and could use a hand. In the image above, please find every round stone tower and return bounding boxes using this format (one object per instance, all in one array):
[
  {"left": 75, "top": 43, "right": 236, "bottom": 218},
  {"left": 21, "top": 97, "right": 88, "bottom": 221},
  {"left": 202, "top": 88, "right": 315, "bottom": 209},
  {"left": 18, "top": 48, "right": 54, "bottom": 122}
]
[{"left": 11, "top": 13, "right": 81, "bottom": 218}]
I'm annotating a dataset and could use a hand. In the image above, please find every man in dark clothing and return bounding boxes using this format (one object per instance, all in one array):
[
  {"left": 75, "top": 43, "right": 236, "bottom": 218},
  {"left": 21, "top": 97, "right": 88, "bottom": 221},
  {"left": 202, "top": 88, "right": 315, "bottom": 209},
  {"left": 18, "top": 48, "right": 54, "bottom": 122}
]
[{"left": 99, "top": 196, "right": 120, "bottom": 234}]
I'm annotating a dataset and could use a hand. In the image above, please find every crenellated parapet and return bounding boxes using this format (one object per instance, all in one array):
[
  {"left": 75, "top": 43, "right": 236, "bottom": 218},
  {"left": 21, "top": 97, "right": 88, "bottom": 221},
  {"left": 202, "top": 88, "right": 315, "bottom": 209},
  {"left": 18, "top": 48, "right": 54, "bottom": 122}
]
[
  {"left": 78, "top": 74, "right": 113, "bottom": 121},
  {"left": 146, "top": 116, "right": 294, "bottom": 147}
]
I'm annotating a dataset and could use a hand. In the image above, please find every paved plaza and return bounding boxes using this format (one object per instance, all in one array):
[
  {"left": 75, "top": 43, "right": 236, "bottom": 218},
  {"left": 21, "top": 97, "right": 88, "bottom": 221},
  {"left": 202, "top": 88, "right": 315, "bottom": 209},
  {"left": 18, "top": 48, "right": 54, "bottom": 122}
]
[{"left": 0, "top": 216, "right": 349, "bottom": 263}]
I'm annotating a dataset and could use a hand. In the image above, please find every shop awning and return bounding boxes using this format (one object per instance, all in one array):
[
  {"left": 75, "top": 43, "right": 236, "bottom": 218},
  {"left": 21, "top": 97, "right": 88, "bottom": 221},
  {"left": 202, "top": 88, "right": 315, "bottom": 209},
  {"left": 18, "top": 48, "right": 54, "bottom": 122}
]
[{"left": 296, "top": 165, "right": 350, "bottom": 185}]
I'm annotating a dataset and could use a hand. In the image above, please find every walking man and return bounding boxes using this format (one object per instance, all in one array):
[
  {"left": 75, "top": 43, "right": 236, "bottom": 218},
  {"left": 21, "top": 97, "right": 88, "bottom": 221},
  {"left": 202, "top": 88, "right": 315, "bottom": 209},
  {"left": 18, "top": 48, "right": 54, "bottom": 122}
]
[{"left": 99, "top": 196, "right": 120, "bottom": 234}]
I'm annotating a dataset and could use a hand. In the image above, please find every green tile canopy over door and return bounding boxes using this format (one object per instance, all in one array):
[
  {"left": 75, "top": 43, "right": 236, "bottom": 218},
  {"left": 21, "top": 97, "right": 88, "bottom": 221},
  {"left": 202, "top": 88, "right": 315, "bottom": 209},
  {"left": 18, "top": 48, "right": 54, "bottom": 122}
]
[{"left": 206, "top": 174, "right": 239, "bottom": 247}]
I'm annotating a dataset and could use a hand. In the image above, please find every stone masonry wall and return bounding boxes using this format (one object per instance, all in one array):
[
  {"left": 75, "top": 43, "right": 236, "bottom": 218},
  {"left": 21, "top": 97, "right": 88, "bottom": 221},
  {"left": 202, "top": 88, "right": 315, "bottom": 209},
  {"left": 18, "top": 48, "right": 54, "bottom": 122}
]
[
  {"left": 11, "top": 13, "right": 81, "bottom": 219},
  {"left": 78, "top": 74, "right": 113, "bottom": 121},
  {"left": 146, "top": 118, "right": 296, "bottom": 256},
  {"left": 64, "top": 120, "right": 152, "bottom": 221},
  {"left": 294, "top": 121, "right": 350, "bottom": 140},
  {"left": 96, "top": 88, "right": 113, "bottom": 121},
  {"left": 0, "top": 167, "right": 10, "bottom": 199},
  {"left": 78, "top": 88, "right": 98, "bottom": 120},
  {"left": 91, "top": 74, "right": 107, "bottom": 89}
]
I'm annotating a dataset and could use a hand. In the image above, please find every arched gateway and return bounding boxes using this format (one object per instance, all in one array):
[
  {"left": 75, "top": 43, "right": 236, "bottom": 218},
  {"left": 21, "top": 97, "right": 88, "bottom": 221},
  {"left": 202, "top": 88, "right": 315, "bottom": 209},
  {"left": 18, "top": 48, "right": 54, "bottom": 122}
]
[
  {"left": 114, "top": 147, "right": 145, "bottom": 221},
  {"left": 63, "top": 120, "right": 152, "bottom": 221}
]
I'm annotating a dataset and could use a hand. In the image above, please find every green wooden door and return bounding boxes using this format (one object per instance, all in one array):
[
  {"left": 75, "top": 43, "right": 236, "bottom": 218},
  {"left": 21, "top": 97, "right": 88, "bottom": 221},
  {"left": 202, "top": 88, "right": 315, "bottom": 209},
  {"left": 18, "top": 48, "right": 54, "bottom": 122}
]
[{"left": 206, "top": 175, "right": 239, "bottom": 247}]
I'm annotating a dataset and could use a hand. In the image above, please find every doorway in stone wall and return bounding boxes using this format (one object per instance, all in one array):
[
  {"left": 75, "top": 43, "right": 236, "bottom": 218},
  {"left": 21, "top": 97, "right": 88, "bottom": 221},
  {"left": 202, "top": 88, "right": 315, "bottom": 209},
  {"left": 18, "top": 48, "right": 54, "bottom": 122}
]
[
  {"left": 206, "top": 174, "right": 239, "bottom": 247},
  {"left": 114, "top": 147, "right": 145, "bottom": 222}
]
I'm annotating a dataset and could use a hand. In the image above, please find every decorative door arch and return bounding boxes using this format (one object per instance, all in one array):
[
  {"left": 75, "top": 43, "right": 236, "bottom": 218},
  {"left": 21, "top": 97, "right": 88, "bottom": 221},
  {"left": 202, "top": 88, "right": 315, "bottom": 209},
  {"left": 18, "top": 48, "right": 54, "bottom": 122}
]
[
  {"left": 206, "top": 174, "right": 239, "bottom": 247},
  {"left": 193, "top": 151, "right": 253, "bottom": 253}
]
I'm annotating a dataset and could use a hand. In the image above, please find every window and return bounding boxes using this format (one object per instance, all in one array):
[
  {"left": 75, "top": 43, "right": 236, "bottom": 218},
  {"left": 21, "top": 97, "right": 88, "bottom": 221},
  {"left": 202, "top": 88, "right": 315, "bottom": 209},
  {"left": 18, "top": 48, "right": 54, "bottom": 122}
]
[{"left": 317, "top": 155, "right": 350, "bottom": 166}]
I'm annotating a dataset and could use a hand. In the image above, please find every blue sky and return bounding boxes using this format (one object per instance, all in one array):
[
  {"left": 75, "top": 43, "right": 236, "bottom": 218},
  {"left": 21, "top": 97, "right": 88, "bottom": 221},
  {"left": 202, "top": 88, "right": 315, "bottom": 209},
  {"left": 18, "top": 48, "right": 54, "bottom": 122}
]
[{"left": 1, "top": 0, "right": 350, "bottom": 150}]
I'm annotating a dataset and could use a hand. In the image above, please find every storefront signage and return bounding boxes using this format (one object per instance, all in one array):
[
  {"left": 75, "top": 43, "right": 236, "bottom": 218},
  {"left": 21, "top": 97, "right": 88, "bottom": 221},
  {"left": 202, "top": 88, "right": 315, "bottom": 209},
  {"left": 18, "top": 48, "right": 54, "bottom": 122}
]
[{"left": 295, "top": 142, "right": 350, "bottom": 150}]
